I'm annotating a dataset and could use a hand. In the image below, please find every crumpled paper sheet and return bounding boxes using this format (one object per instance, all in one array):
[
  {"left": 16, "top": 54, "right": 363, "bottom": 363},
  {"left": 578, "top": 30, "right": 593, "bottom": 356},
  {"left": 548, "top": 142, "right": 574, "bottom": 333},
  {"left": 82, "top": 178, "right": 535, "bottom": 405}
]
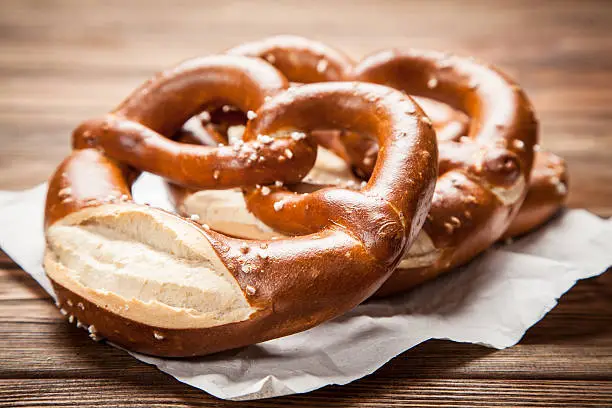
[{"left": 0, "top": 174, "right": 610, "bottom": 401}]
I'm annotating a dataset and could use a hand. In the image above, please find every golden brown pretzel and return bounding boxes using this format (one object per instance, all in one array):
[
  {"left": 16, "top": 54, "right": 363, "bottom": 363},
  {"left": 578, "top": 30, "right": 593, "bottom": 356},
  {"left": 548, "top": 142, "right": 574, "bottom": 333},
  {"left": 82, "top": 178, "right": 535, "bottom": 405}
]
[
  {"left": 210, "top": 44, "right": 537, "bottom": 288},
  {"left": 44, "top": 55, "right": 438, "bottom": 356},
  {"left": 173, "top": 37, "right": 565, "bottom": 296}
]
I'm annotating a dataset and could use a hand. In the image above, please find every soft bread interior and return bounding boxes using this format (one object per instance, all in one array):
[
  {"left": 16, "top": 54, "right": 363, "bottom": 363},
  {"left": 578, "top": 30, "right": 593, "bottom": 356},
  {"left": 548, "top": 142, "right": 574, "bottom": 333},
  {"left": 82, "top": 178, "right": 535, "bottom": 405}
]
[
  {"left": 184, "top": 189, "right": 281, "bottom": 240},
  {"left": 397, "top": 230, "right": 441, "bottom": 269},
  {"left": 44, "top": 203, "right": 255, "bottom": 329},
  {"left": 491, "top": 174, "right": 527, "bottom": 206},
  {"left": 301, "top": 146, "right": 362, "bottom": 186}
]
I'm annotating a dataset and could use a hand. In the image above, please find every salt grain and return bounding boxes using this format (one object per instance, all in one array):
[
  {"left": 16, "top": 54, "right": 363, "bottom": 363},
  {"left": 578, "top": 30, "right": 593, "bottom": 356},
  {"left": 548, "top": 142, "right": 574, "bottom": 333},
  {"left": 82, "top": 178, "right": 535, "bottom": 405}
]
[
  {"left": 290, "top": 131, "right": 307, "bottom": 140},
  {"left": 257, "top": 134, "right": 274, "bottom": 144},
  {"left": 58, "top": 187, "right": 72, "bottom": 197},
  {"left": 316, "top": 59, "right": 329, "bottom": 73},
  {"left": 512, "top": 139, "right": 525, "bottom": 150},
  {"left": 273, "top": 200, "right": 285, "bottom": 211}
]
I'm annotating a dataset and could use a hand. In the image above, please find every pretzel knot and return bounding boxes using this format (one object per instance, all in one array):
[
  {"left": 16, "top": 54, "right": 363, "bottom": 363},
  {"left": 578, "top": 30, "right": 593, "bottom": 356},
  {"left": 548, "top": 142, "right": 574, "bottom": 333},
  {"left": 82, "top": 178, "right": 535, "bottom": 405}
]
[
  {"left": 173, "top": 36, "right": 564, "bottom": 298},
  {"left": 43, "top": 54, "right": 438, "bottom": 356}
]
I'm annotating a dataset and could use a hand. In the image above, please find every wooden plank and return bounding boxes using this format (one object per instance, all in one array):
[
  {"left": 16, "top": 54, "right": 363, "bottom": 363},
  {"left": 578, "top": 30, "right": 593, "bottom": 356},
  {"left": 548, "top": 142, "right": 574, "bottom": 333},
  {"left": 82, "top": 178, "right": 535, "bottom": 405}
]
[
  {"left": 1, "top": 269, "right": 610, "bottom": 382},
  {"left": 0, "top": 251, "right": 13, "bottom": 267},
  {"left": 0, "top": 378, "right": 611, "bottom": 407}
]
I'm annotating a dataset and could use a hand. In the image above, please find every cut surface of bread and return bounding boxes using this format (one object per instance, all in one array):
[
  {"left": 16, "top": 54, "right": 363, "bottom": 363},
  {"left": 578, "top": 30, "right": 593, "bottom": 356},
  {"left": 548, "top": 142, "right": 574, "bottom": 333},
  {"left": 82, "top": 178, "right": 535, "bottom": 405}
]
[{"left": 44, "top": 203, "right": 255, "bottom": 329}]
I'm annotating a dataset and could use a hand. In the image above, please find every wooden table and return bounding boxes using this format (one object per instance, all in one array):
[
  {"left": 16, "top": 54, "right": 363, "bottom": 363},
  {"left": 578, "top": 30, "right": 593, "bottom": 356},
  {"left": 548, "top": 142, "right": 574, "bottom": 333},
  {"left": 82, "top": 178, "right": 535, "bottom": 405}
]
[{"left": 1, "top": 0, "right": 611, "bottom": 406}]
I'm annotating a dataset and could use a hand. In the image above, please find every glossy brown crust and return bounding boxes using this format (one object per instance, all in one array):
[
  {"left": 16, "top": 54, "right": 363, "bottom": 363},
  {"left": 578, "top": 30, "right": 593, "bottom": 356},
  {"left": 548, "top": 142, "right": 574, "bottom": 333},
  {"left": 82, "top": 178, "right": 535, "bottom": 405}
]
[
  {"left": 176, "top": 36, "right": 357, "bottom": 174},
  {"left": 340, "top": 98, "right": 470, "bottom": 178},
  {"left": 418, "top": 102, "right": 567, "bottom": 241},
  {"left": 502, "top": 150, "right": 568, "bottom": 239},
  {"left": 331, "top": 99, "right": 567, "bottom": 243},
  {"left": 242, "top": 82, "right": 438, "bottom": 259},
  {"left": 226, "top": 36, "right": 356, "bottom": 167},
  {"left": 45, "top": 79, "right": 438, "bottom": 355},
  {"left": 72, "top": 55, "right": 318, "bottom": 189},
  {"left": 368, "top": 152, "right": 567, "bottom": 293},
  {"left": 227, "top": 35, "right": 354, "bottom": 83},
  {"left": 45, "top": 149, "right": 132, "bottom": 228}
]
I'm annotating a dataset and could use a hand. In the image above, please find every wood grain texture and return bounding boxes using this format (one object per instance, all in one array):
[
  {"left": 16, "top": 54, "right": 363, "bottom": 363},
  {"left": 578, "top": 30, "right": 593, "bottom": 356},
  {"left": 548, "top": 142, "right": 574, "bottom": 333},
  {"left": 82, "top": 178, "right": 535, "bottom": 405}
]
[{"left": 0, "top": 0, "right": 611, "bottom": 406}]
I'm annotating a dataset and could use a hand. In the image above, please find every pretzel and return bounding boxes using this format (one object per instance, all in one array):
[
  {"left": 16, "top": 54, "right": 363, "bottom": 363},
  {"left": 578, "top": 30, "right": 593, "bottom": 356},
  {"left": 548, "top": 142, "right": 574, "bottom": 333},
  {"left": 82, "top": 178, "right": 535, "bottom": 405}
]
[
  {"left": 172, "top": 39, "right": 542, "bottom": 298},
  {"left": 43, "top": 54, "right": 438, "bottom": 356}
]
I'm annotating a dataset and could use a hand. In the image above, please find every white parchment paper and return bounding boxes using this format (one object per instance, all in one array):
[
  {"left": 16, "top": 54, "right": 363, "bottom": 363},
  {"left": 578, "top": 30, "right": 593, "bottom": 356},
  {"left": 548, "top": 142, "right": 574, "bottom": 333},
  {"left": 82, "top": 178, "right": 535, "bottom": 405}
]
[{"left": 0, "top": 175, "right": 610, "bottom": 401}]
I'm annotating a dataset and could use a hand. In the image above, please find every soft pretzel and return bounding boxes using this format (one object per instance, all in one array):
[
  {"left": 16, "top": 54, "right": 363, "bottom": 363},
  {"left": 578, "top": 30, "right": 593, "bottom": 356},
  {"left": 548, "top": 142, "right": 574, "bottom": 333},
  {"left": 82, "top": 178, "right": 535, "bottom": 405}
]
[
  {"left": 172, "top": 40, "right": 540, "bottom": 298},
  {"left": 44, "top": 54, "right": 438, "bottom": 356}
]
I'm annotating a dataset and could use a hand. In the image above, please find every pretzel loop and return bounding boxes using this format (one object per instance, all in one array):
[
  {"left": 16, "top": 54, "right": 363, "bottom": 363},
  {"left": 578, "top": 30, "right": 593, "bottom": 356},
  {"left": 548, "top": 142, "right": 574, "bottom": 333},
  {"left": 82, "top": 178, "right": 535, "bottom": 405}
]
[
  {"left": 354, "top": 49, "right": 537, "bottom": 188},
  {"left": 242, "top": 82, "right": 437, "bottom": 261},
  {"left": 72, "top": 55, "right": 318, "bottom": 189}
]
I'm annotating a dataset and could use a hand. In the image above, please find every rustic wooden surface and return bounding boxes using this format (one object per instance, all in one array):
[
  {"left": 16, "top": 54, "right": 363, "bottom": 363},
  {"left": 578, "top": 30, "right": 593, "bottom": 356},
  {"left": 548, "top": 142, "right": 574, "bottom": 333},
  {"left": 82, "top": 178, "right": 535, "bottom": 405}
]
[{"left": 1, "top": 0, "right": 611, "bottom": 406}]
